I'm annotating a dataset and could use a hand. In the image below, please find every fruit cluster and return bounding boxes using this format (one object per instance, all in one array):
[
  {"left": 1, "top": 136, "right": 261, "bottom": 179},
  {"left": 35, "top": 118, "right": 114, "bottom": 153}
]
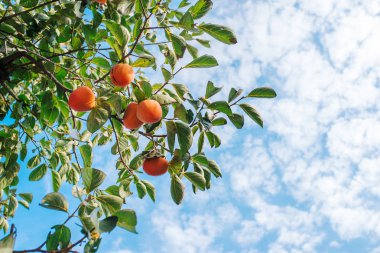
[{"left": 68, "top": 63, "right": 168, "bottom": 176}]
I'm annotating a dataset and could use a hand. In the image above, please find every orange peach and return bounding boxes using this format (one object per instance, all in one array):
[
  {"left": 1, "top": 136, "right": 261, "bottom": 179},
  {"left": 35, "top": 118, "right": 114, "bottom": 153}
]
[
  {"left": 136, "top": 100, "right": 162, "bottom": 124},
  {"left": 68, "top": 86, "right": 96, "bottom": 112},
  {"left": 110, "top": 63, "right": 134, "bottom": 87},
  {"left": 143, "top": 157, "right": 169, "bottom": 176},
  {"left": 123, "top": 102, "right": 143, "bottom": 130}
]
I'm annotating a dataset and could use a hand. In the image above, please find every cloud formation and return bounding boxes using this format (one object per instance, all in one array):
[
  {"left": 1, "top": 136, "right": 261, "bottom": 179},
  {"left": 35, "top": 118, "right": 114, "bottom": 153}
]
[{"left": 108, "top": 0, "right": 380, "bottom": 252}]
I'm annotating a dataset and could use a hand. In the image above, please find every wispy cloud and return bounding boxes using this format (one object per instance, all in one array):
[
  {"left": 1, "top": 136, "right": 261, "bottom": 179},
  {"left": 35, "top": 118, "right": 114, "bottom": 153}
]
[{"left": 103, "top": 0, "right": 380, "bottom": 252}]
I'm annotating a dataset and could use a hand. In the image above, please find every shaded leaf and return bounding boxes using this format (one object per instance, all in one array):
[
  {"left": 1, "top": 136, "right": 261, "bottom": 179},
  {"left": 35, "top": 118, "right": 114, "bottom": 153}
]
[
  {"left": 184, "top": 55, "right": 218, "bottom": 68},
  {"left": 199, "top": 23, "right": 237, "bottom": 44},
  {"left": 208, "top": 101, "right": 232, "bottom": 116},
  {"left": 228, "top": 88, "right": 244, "bottom": 102},
  {"left": 239, "top": 103, "right": 263, "bottom": 127},
  {"left": 115, "top": 209, "right": 137, "bottom": 234},
  {"left": 87, "top": 107, "right": 109, "bottom": 133},
  {"left": 208, "top": 160, "right": 222, "bottom": 178},
  {"left": 170, "top": 175, "right": 185, "bottom": 205},
  {"left": 40, "top": 192, "right": 69, "bottom": 213},
  {"left": 190, "top": 0, "right": 213, "bottom": 19},
  {"left": 174, "top": 121, "right": 193, "bottom": 156},
  {"left": 99, "top": 216, "right": 118, "bottom": 234},
  {"left": 82, "top": 167, "right": 106, "bottom": 193},
  {"left": 205, "top": 81, "right": 222, "bottom": 99},
  {"left": 184, "top": 171, "right": 206, "bottom": 191},
  {"left": 247, "top": 87, "right": 277, "bottom": 98},
  {"left": 228, "top": 114, "right": 244, "bottom": 129}
]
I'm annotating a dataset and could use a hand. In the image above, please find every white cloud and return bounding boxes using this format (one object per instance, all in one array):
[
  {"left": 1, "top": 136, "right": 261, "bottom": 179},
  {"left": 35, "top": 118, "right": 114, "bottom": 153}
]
[
  {"left": 149, "top": 203, "right": 240, "bottom": 253},
  {"left": 112, "top": 0, "right": 380, "bottom": 252}
]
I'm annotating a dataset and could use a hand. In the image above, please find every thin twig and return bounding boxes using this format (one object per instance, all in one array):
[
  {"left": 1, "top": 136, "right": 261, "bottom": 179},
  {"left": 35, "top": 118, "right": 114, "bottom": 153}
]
[
  {"left": 154, "top": 67, "right": 183, "bottom": 95},
  {"left": 110, "top": 118, "right": 134, "bottom": 174},
  {"left": 0, "top": 0, "right": 59, "bottom": 23},
  {"left": 95, "top": 0, "right": 163, "bottom": 84}
]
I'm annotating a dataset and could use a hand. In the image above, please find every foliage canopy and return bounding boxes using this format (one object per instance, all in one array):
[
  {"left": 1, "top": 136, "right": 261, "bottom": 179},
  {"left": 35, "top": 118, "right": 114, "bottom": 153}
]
[{"left": 0, "top": 0, "right": 276, "bottom": 251}]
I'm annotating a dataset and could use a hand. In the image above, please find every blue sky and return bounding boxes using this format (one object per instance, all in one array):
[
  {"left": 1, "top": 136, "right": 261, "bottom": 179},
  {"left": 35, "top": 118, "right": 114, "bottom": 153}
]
[{"left": 8, "top": 0, "right": 380, "bottom": 252}]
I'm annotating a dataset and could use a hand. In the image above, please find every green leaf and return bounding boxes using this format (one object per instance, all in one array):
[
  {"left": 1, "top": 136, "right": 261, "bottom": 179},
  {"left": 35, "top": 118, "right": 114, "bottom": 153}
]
[
  {"left": 161, "top": 67, "right": 172, "bottom": 82},
  {"left": 212, "top": 117, "right": 227, "bottom": 126},
  {"left": 190, "top": 0, "right": 213, "bottom": 19},
  {"left": 20, "top": 144, "right": 27, "bottom": 161},
  {"left": 165, "top": 121, "right": 176, "bottom": 153},
  {"left": 198, "top": 132, "right": 205, "bottom": 153},
  {"left": 99, "top": 216, "right": 118, "bottom": 233},
  {"left": 29, "top": 164, "right": 47, "bottom": 181},
  {"left": 228, "top": 88, "right": 244, "bottom": 102},
  {"left": 174, "top": 121, "right": 193, "bottom": 156},
  {"left": 179, "top": 11, "right": 194, "bottom": 30},
  {"left": 152, "top": 94, "right": 176, "bottom": 105},
  {"left": 131, "top": 54, "right": 156, "bottom": 67},
  {"left": 18, "top": 199, "right": 30, "bottom": 209},
  {"left": 142, "top": 180, "right": 156, "bottom": 202},
  {"left": 192, "top": 154, "right": 209, "bottom": 167},
  {"left": 93, "top": 57, "right": 111, "bottom": 70},
  {"left": 21, "top": 0, "right": 39, "bottom": 7},
  {"left": 19, "top": 193, "right": 33, "bottom": 203},
  {"left": 199, "top": 23, "right": 237, "bottom": 44},
  {"left": 170, "top": 175, "right": 185, "bottom": 205},
  {"left": 104, "top": 20, "right": 130, "bottom": 47},
  {"left": 205, "top": 131, "right": 221, "bottom": 148},
  {"left": 82, "top": 167, "right": 106, "bottom": 193},
  {"left": 205, "top": 81, "right": 222, "bottom": 99},
  {"left": 27, "top": 155, "right": 40, "bottom": 169},
  {"left": 87, "top": 107, "right": 109, "bottom": 133},
  {"left": 171, "top": 34, "right": 187, "bottom": 59},
  {"left": 96, "top": 195, "right": 123, "bottom": 215},
  {"left": 196, "top": 38, "right": 211, "bottom": 48},
  {"left": 46, "top": 225, "right": 71, "bottom": 251},
  {"left": 57, "top": 100, "right": 70, "bottom": 119},
  {"left": 40, "top": 192, "right": 69, "bottom": 213},
  {"left": 208, "top": 160, "right": 222, "bottom": 178},
  {"left": 239, "top": 103, "right": 263, "bottom": 127},
  {"left": 186, "top": 43, "right": 199, "bottom": 59},
  {"left": 174, "top": 104, "right": 188, "bottom": 122},
  {"left": 115, "top": 209, "right": 138, "bottom": 233},
  {"left": 0, "top": 227, "right": 16, "bottom": 253},
  {"left": 184, "top": 55, "right": 218, "bottom": 68},
  {"left": 135, "top": 0, "right": 148, "bottom": 14},
  {"left": 136, "top": 181, "right": 146, "bottom": 199},
  {"left": 79, "top": 144, "right": 92, "bottom": 168},
  {"left": 0, "top": 23, "right": 16, "bottom": 34},
  {"left": 51, "top": 170, "right": 61, "bottom": 192},
  {"left": 247, "top": 87, "right": 277, "bottom": 98},
  {"left": 8, "top": 196, "right": 18, "bottom": 216},
  {"left": 171, "top": 83, "right": 189, "bottom": 99},
  {"left": 184, "top": 172, "right": 206, "bottom": 191},
  {"left": 208, "top": 101, "right": 232, "bottom": 116},
  {"left": 228, "top": 114, "right": 244, "bottom": 129},
  {"left": 179, "top": 0, "right": 191, "bottom": 8}
]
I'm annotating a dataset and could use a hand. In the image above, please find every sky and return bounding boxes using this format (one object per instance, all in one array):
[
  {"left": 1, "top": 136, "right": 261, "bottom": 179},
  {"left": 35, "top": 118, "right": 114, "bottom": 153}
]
[{"left": 9, "top": 0, "right": 380, "bottom": 252}]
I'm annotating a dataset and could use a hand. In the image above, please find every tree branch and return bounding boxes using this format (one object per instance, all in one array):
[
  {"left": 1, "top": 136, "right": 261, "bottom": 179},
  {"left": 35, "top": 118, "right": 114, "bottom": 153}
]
[
  {"left": 95, "top": 0, "right": 163, "bottom": 84},
  {"left": 0, "top": 0, "right": 59, "bottom": 24},
  {"left": 109, "top": 117, "right": 135, "bottom": 175},
  {"left": 154, "top": 67, "right": 183, "bottom": 95}
]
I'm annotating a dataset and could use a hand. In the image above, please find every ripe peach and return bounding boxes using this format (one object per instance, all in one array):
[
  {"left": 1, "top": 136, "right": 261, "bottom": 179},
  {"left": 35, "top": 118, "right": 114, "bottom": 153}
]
[
  {"left": 136, "top": 100, "right": 162, "bottom": 124},
  {"left": 123, "top": 102, "right": 143, "bottom": 130},
  {"left": 110, "top": 63, "right": 134, "bottom": 87},
  {"left": 68, "top": 86, "right": 96, "bottom": 112},
  {"left": 143, "top": 157, "right": 169, "bottom": 176}
]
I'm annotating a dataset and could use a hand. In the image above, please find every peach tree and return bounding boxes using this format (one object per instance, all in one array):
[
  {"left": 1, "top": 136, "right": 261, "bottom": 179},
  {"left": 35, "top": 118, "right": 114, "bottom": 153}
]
[{"left": 0, "top": 0, "right": 276, "bottom": 252}]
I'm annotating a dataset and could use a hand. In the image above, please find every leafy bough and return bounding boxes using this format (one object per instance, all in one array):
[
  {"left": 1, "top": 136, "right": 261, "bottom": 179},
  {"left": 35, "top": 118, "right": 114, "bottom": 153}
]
[{"left": 0, "top": 0, "right": 276, "bottom": 252}]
